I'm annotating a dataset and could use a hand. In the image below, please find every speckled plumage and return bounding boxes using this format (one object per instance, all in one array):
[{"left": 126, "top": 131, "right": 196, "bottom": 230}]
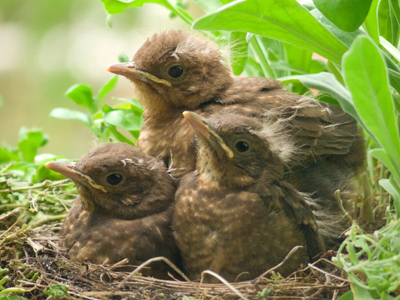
[
  {"left": 107, "top": 30, "right": 365, "bottom": 217},
  {"left": 45, "top": 143, "right": 179, "bottom": 278},
  {"left": 173, "top": 112, "right": 325, "bottom": 282}
]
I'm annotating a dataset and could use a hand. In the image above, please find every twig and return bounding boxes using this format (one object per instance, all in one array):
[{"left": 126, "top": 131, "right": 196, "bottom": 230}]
[
  {"left": 307, "top": 262, "right": 350, "bottom": 283},
  {"left": 0, "top": 179, "right": 72, "bottom": 193},
  {"left": 0, "top": 162, "right": 13, "bottom": 174},
  {"left": 108, "top": 258, "right": 129, "bottom": 271},
  {"left": 199, "top": 270, "right": 249, "bottom": 300},
  {"left": 29, "top": 214, "right": 68, "bottom": 228},
  {"left": 0, "top": 207, "right": 23, "bottom": 221},
  {"left": 0, "top": 215, "right": 23, "bottom": 243},
  {"left": 254, "top": 245, "right": 303, "bottom": 283},
  {"left": 117, "top": 256, "right": 191, "bottom": 288}
]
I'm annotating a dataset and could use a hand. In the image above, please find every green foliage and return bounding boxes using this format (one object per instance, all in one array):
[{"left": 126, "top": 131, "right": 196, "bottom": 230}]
[
  {"left": 0, "top": 129, "right": 74, "bottom": 228},
  {"left": 43, "top": 284, "right": 69, "bottom": 299},
  {"left": 50, "top": 74, "right": 144, "bottom": 145},
  {"left": 97, "top": 0, "right": 400, "bottom": 298},
  {"left": 312, "top": 0, "right": 373, "bottom": 32},
  {"left": 0, "top": 128, "right": 64, "bottom": 183}
]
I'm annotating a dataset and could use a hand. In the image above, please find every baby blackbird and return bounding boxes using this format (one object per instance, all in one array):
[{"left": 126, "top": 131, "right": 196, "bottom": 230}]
[
  {"left": 173, "top": 111, "right": 325, "bottom": 282},
  {"left": 107, "top": 30, "right": 365, "bottom": 212},
  {"left": 45, "top": 142, "right": 179, "bottom": 278}
]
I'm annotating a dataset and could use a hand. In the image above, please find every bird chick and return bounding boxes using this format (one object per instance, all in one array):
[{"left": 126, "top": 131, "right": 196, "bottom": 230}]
[
  {"left": 107, "top": 30, "right": 365, "bottom": 217},
  {"left": 45, "top": 142, "right": 179, "bottom": 278},
  {"left": 173, "top": 112, "right": 325, "bottom": 282}
]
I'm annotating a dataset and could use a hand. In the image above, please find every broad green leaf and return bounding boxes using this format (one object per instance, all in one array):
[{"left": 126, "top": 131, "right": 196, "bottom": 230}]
[
  {"left": 279, "top": 72, "right": 361, "bottom": 125},
  {"left": 101, "top": 0, "right": 193, "bottom": 24},
  {"left": 192, "top": 0, "right": 348, "bottom": 64},
  {"left": 0, "top": 147, "right": 19, "bottom": 163},
  {"left": 18, "top": 128, "right": 48, "bottom": 163},
  {"left": 104, "top": 109, "right": 143, "bottom": 131},
  {"left": 107, "top": 126, "right": 134, "bottom": 144},
  {"left": 229, "top": 31, "right": 248, "bottom": 75},
  {"left": 193, "top": 0, "right": 223, "bottom": 13},
  {"left": 336, "top": 290, "right": 354, "bottom": 300},
  {"left": 308, "top": 8, "right": 362, "bottom": 48},
  {"left": 370, "top": 149, "right": 396, "bottom": 176},
  {"left": 312, "top": 0, "right": 373, "bottom": 32},
  {"left": 284, "top": 43, "right": 312, "bottom": 74},
  {"left": 380, "top": 36, "right": 400, "bottom": 62},
  {"left": 112, "top": 97, "right": 144, "bottom": 110},
  {"left": 378, "top": 0, "right": 400, "bottom": 46},
  {"left": 64, "top": 84, "right": 94, "bottom": 111},
  {"left": 350, "top": 282, "right": 376, "bottom": 300},
  {"left": 364, "top": 0, "right": 380, "bottom": 43},
  {"left": 269, "top": 61, "right": 307, "bottom": 74},
  {"left": 380, "top": 178, "right": 400, "bottom": 218},
  {"left": 50, "top": 108, "right": 91, "bottom": 126},
  {"left": 98, "top": 75, "right": 118, "bottom": 102},
  {"left": 342, "top": 35, "right": 400, "bottom": 183}
]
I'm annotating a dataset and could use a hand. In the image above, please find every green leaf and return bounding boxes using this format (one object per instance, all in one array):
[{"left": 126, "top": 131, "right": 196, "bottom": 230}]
[
  {"left": 364, "top": 0, "right": 380, "bottom": 43},
  {"left": 0, "top": 94, "right": 3, "bottom": 108},
  {"left": 308, "top": 8, "right": 362, "bottom": 48},
  {"left": 64, "top": 84, "right": 94, "bottom": 111},
  {"left": 104, "top": 109, "right": 143, "bottom": 131},
  {"left": 118, "top": 53, "right": 130, "bottom": 63},
  {"left": 279, "top": 72, "right": 361, "bottom": 125},
  {"left": 380, "top": 36, "right": 400, "bottom": 62},
  {"left": 192, "top": 0, "right": 348, "bottom": 64},
  {"left": 0, "top": 147, "right": 19, "bottom": 163},
  {"left": 342, "top": 35, "right": 400, "bottom": 183},
  {"left": 49, "top": 108, "right": 91, "bottom": 126},
  {"left": 379, "top": 178, "right": 400, "bottom": 219},
  {"left": 98, "top": 75, "right": 118, "bottom": 102},
  {"left": 312, "top": 0, "right": 373, "bottom": 32},
  {"left": 0, "top": 296, "right": 28, "bottom": 300},
  {"left": 229, "top": 31, "right": 248, "bottom": 75},
  {"left": 337, "top": 290, "right": 354, "bottom": 300},
  {"left": 101, "top": 0, "right": 193, "bottom": 24},
  {"left": 17, "top": 128, "right": 48, "bottom": 163},
  {"left": 378, "top": 0, "right": 400, "bottom": 46},
  {"left": 192, "top": 0, "right": 223, "bottom": 14},
  {"left": 107, "top": 126, "right": 134, "bottom": 144},
  {"left": 284, "top": 43, "right": 312, "bottom": 74},
  {"left": 43, "top": 284, "right": 68, "bottom": 299},
  {"left": 350, "top": 282, "right": 376, "bottom": 300}
]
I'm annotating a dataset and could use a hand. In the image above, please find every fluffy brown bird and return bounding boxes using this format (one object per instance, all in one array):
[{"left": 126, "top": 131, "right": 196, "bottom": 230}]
[
  {"left": 45, "top": 142, "right": 179, "bottom": 278},
  {"left": 107, "top": 30, "right": 365, "bottom": 215},
  {"left": 173, "top": 111, "right": 325, "bottom": 282}
]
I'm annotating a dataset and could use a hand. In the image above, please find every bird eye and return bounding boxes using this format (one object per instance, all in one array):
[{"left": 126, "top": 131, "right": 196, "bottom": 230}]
[
  {"left": 106, "top": 173, "right": 123, "bottom": 185},
  {"left": 235, "top": 141, "right": 249, "bottom": 153},
  {"left": 168, "top": 65, "right": 184, "bottom": 78}
]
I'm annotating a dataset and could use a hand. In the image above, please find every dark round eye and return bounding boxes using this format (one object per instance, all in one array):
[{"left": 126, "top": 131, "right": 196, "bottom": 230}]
[
  {"left": 168, "top": 65, "right": 184, "bottom": 78},
  {"left": 106, "top": 173, "right": 123, "bottom": 185},
  {"left": 235, "top": 141, "right": 249, "bottom": 153}
]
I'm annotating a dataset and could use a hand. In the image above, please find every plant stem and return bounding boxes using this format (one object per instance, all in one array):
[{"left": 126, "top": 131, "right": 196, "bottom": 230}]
[{"left": 249, "top": 36, "right": 276, "bottom": 79}]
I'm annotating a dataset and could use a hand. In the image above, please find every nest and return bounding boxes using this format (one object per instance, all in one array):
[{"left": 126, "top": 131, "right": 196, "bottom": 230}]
[{"left": 0, "top": 221, "right": 350, "bottom": 300}]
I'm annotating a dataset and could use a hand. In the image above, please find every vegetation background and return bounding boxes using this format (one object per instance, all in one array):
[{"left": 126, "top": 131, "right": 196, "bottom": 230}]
[
  {"left": 0, "top": 0, "right": 192, "bottom": 158},
  {"left": 1, "top": 0, "right": 400, "bottom": 299}
]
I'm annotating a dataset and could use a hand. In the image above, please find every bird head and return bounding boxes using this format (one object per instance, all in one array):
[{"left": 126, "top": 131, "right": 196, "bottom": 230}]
[
  {"left": 107, "top": 30, "right": 233, "bottom": 115},
  {"left": 183, "top": 111, "right": 297, "bottom": 188},
  {"left": 45, "top": 143, "right": 175, "bottom": 219}
]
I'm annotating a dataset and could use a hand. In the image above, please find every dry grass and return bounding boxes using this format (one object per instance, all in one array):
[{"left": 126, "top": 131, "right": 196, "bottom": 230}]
[{"left": 0, "top": 220, "right": 350, "bottom": 300}]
